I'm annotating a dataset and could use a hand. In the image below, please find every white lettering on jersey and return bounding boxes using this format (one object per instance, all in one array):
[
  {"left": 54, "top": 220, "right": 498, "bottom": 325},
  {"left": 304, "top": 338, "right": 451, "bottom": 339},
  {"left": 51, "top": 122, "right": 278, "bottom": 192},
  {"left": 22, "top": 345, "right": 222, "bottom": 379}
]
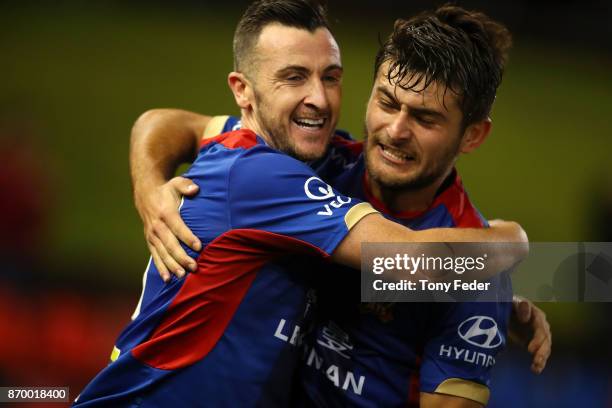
[
  {"left": 307, "top": 347, "right": 324, "bottom": 370},
  {"left": 305, "top": 346, "right": 366, "bottom": 396},
  {"left": 439, "top": 344, "right": 496, "bottom": 368},
  {"left": 317, "top": 322, "right": 353, "bottom": 359},
  {"left": 326, "top": 365, "right": 340, "bottom": 387},
  {"left": 303, "top": 176, "right": 352, "bottom": 216},
  {"left": 342, "top": 371, "right": 365, "bottom": 395},
  {"left": 274, "top": 319, "right": 304, "bottom": 346}
]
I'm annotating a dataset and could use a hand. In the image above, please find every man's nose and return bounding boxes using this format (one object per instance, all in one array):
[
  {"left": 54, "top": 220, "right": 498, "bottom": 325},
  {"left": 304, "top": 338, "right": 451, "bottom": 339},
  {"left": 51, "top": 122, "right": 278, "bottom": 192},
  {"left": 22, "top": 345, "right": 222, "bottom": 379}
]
[
  {"left": 303, "top": 78, "right": 329, "bottom": 111},
  {"left": 386, "top": 111, "right": 412, "bottom": 141}
]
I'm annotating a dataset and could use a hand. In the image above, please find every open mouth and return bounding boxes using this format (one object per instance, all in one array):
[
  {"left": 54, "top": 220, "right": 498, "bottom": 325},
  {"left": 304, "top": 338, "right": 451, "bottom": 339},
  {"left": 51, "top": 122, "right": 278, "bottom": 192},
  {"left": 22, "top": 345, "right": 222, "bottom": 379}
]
[
  {"left": 378, "top": 143, "right": 415, "bottom": 164},
  {"left": 292, "top": 117, "right": 326, "bottom": 129}
]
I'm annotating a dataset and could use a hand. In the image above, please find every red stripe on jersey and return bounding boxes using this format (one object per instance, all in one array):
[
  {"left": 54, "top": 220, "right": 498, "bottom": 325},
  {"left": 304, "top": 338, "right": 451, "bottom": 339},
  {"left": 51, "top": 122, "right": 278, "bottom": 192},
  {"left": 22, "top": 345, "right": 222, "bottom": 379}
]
[
  {"left": 438, "top": 173, "right": 485, "bottom": 228},
  {"left": 200, "top": 129, "right": 259, "bottom": 150},
  {"left": 407, "top": 373, "right": 420, "bottom": 407},
  {"left": 406, "top": 353, "right": 422, "bottom": 407},
  {"left": 131, "top": 229, "right": 328, "bottom": 370}
]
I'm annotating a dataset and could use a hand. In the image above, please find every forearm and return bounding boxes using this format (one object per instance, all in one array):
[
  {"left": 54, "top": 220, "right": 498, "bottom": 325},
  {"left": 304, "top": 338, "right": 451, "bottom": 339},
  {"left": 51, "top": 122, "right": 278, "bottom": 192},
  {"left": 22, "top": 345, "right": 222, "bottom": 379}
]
[
  {"left": 333, "top": 214, "right": 528, "bottom": 278},
  {"left": 130, "top": 108, "right": 210, "bottom": 195},
  {"left": 412, "top": 223, "right": 528, "bottom": 276}
]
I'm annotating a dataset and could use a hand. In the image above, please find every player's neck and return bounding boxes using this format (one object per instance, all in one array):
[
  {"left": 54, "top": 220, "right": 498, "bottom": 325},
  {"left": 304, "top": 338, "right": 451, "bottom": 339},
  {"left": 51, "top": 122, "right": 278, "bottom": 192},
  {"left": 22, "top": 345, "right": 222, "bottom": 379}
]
[
  {"left": 240, "top": 114, "right": 272, "bottom": 147},
  {"left": 368, "top": 169, "right": 452, "bottom": 214}
]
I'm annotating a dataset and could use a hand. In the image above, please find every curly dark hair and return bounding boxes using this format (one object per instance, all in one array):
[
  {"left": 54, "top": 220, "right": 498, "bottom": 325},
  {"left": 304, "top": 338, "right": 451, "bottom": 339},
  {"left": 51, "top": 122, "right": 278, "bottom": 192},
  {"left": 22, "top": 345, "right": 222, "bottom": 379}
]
[{"left": 374, "top": 4, "right": 512, "bottom": 127}]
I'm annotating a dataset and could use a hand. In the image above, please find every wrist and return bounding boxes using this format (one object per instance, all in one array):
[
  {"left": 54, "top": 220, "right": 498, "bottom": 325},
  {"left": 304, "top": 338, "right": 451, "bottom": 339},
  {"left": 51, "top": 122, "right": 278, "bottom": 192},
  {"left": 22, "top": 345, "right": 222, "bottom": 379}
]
[{"left": 132, "top": 174, "right": 167, "bottom": 209}]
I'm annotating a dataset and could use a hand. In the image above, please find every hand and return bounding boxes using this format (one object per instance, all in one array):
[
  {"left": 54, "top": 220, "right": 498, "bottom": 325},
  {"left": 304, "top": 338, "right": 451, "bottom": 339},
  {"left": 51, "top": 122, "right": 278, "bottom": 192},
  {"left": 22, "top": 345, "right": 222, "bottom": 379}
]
[
  {"left": 509, "top": 295, "right": 552, "bottom": 374},
  {"left": 135, "top": 176, "right": 201, "bottom": 281}
]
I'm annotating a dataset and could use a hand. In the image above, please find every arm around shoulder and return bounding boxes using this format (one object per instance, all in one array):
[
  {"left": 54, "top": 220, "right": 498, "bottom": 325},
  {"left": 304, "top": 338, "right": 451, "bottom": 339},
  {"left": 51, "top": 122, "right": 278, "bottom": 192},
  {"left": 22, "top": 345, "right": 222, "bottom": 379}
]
[
  {"left": 130, "top": 108, "right": 212, "bottom": 280},
  {"left": 130, "top": 108, "right": 212, "bottom": 189},
  {"left": 331, "top": 213, "right": 528, "bottom": 279}
]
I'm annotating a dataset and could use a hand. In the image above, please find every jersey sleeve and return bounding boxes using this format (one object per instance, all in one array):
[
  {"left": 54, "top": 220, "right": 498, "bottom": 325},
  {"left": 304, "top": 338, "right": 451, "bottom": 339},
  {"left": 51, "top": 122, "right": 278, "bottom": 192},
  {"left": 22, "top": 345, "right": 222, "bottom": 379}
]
[
  {"left": 419, "top": 302, "right": 511, "bottom": 406},
  {"left": 202, "top": 115, "right": 242, "bottom": 139},
  {"left": 227, "top": 146, "right": 377, "bottom": 255}
]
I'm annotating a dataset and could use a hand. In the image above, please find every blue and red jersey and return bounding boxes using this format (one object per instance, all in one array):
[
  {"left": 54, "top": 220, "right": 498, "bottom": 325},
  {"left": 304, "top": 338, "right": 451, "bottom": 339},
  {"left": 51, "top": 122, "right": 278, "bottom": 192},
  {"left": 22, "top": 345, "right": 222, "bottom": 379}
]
[
  {"left": 302, "top": 154, "right": 512, "bottom": 407},
  {"left": 74, "top": 127, "right": 376, "bottom": 407},
  {"left": 209, "top": 117, "right": 513, "bottom": 406}
]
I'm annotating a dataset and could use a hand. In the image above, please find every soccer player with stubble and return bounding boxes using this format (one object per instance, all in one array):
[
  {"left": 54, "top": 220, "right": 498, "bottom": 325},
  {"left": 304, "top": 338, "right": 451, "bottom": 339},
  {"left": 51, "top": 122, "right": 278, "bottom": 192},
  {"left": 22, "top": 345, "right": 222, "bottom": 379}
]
[{"left": 75, "top": 1, "right": 547, "bottom": 407}]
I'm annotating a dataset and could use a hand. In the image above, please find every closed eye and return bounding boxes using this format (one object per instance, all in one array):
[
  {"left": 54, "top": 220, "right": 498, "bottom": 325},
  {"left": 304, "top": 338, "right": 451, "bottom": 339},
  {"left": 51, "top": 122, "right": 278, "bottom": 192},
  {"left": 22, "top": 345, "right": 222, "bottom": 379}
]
[
  {"left": 415, "top": 115, "right": 435, "bottom": 126},
  {"left": 323, "top": 75, "right": 340, "bottom": 83},
  {"left": 378, "top": 98, "right": 399, "bottom": 111}
]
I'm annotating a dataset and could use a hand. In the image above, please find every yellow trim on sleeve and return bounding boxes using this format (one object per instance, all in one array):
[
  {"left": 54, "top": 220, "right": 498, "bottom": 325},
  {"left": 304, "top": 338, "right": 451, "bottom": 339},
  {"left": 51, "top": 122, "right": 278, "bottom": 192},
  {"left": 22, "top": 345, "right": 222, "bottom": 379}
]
[
  {"left": 110, "top": 345, "right": 121, "bottom": 362},
  {"left": 203, "top": 115, "right": 230, "bottom": 139},
  {"left": 344, "top": 202, "right": 378, "bottom": 230},
  {"left": 434, "top": 378, "right": 490, "bottom": 405}
]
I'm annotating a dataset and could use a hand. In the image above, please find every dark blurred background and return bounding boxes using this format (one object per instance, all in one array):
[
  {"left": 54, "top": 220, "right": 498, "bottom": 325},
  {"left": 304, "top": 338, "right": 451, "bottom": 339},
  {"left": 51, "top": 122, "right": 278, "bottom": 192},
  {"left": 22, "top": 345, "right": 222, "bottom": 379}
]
[{"left": 1, "top": 1, "right": 611, "bottom": 406}]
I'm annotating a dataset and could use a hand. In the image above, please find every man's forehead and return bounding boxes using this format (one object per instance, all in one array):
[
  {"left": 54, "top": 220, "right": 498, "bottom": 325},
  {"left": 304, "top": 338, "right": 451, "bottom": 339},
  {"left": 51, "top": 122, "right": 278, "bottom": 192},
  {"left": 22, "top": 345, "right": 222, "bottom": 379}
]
[
  {"left": 256, "top": 23, "right": 340, "bottom": 63},
  {"left": 376, "top": 62, "right": 459, "bottom": 110}
]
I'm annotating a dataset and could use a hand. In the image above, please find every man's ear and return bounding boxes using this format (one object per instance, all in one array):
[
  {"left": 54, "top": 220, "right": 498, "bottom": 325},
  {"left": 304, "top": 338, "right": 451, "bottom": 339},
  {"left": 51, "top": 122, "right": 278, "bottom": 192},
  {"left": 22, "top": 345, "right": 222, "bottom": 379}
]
[
  {"left": 228, "top": 71, "right": 253, "bottom": 110},
  {"left": 460, "top": 118, "right": 492, "bottom": 154}
]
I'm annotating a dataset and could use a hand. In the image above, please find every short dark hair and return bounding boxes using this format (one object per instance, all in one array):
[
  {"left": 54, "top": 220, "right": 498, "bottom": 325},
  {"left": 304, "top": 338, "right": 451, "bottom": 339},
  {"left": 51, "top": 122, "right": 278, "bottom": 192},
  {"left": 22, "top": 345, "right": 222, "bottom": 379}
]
[
  {"left": 374, "top": 4, "right": 512, "bottom": 127},
  {"left": 233, "top": 0, "right": 330, "bottom": 73}
]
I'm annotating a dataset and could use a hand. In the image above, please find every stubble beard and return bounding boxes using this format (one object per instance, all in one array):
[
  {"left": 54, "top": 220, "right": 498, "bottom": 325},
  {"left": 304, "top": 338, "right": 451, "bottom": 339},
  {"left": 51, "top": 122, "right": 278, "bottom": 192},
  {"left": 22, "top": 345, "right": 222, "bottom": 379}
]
[
  {"left": 364, "top": 131, "right": 461, "bottom": 193},
  {"left": 253, "top": 88, "right": 326, "bottom": 162}
]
